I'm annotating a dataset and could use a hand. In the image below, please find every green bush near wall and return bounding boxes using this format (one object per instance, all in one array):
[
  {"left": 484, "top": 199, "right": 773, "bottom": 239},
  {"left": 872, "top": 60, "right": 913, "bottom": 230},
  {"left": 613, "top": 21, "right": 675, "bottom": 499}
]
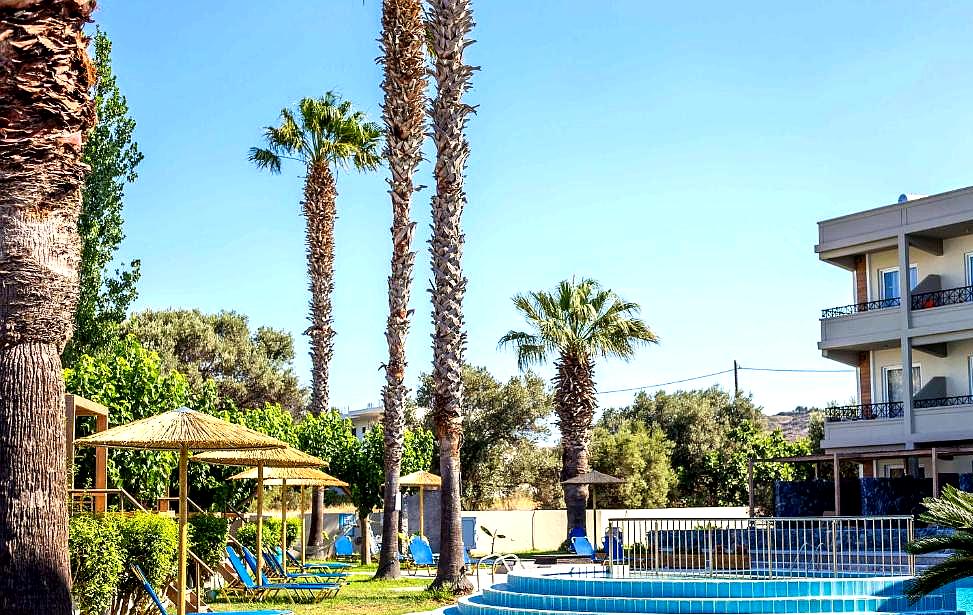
[
  {"left": 188, "top": 513, "right": 230, "bottom": 570},
  {"left": 69, "top": 515, "right": 124, "bottom": 615},
  {"left": 68, "top": 512, "right": 179, "bottom": 615},
  {"left": 236, "top": 517, "right": 301, "bottom": 553}
]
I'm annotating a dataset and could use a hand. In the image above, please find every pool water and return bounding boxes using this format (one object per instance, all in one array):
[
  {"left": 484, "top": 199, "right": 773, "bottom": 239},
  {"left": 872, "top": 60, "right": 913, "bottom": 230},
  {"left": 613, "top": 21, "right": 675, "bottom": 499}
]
[{"left": 453, "top": 569, "right": 966, "bottom": 615}]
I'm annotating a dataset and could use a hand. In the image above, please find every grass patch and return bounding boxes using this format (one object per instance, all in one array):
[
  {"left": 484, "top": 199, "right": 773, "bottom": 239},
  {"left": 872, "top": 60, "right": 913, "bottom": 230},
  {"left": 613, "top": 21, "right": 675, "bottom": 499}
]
[{"left": 210, "top": 575, "right": 454, "bottom": 615}]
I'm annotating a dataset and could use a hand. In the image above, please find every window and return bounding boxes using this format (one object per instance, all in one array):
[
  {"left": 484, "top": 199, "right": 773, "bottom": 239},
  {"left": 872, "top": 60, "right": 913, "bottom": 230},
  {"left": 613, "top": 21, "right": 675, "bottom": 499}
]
[
  {"left": 967, "top": 253, "right": 973, "bottom": 286},
  {"left": 969, "top": 356, "right": 973, "bottom": 395},
  {"left": 884, "top": 365, "right": 921, "bottom": 402},
  {"left": 879, "top": 266, "right": 918, "bottom": 300}
]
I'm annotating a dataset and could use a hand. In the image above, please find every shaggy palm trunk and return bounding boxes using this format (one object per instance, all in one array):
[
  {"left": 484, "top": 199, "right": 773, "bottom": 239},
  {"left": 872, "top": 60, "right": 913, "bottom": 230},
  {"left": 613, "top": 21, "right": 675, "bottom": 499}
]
[
  {"left": 304, "top": 160, "right": 337, "bottom": 548},
  {"left": 0, "top": 2, "right": 96, "bottom": 613},
  {"left": 554, "top": 354, "right": 597, "bottom": 538},
  {"left": 376, "top": 0, "right": 426, "bottom": 581},
  {"left": 428, "top": 0, "right": 476, "bottom": 594}
]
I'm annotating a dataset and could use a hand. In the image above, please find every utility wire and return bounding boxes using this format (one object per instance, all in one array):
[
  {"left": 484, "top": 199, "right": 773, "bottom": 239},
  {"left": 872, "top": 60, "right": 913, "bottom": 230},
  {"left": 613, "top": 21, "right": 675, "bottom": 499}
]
[
  {"left": 740, "top": 366, "right": 854, "bottom": 373},
  {"left": 596, "top": 369, "right": 733, "bottom": 395},
  {"left": 596, "top": 364, "right": 854, "bottom": 395}
]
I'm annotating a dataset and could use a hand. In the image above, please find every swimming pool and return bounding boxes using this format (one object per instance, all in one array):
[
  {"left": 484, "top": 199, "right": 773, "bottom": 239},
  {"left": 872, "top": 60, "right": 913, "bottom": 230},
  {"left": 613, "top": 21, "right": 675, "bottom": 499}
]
[{"left": 454, "top": 569, "right": 966, "bottom": 615}]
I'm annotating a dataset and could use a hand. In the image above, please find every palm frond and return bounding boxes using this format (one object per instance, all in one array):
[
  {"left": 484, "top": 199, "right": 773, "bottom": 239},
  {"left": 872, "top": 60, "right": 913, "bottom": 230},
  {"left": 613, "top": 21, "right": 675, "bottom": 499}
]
[
  {"left": 905, "top": 553, "right": 973, "bottom": 603},
  {"left": 906, "top": 531, "right": 973, "bottom": 555},
  {"left": 248, "top": 147, "right": 282, "bottom": 174},
  {"left": 500, "top": 278, "right": 657, "bottom": 370},
  {"left": 920, "top": 485, "right": 973, "bottom": 530}
]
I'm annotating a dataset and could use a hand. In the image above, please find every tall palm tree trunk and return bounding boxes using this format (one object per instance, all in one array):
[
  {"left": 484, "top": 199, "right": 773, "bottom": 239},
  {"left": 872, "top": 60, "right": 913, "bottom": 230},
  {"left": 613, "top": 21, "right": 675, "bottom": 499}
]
[
  {"left": 304, "top": 160, "right": 337, "bottom": 548},
  {"left": 0, "top": 2, "right": 96, "bottom": 613},
  {"left": 555, "top": 355, "right": 597, "bottom": 538},
  {"left": 428, "top": 0, "right": 476, "bottom": 594},
  {"left": 376, "top": 0, "right": 426, "bottom": 581}
]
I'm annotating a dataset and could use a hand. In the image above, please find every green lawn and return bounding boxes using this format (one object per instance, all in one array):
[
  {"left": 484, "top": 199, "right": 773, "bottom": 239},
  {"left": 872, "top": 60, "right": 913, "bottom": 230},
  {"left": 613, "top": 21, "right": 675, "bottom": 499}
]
[{"left": 209, "top": 569, "right": 454, "bottom": 615}]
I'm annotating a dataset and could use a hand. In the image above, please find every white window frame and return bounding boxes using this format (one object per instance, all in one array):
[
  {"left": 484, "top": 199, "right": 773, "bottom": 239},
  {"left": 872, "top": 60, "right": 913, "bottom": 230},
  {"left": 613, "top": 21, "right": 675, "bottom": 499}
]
[
  {"left": 884, "top": 462, "right": 905, "bottom": 478},
  {"left": 966, "top": 252, "right": 973, "bottom": 286},
  {"left": 882, "top": 363, "right": 921, "bottom": 403},
  {"left": 878, "top": 265, "right": 918, "bottom": 300}
]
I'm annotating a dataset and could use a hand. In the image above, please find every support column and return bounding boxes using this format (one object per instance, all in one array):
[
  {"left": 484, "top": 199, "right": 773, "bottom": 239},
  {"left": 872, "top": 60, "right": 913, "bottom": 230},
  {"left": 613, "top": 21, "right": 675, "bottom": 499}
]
[
  {"left": 931, "top": 448, "right": 940, "bottom": 497},
  {"left": 94, "top": 414, "right": 107, "bottom": 513},
  {"left": 898, "top": 233, "right": 915, "bottom": 449},
  {"left": 833, "top": 453, "right": 841, "bottom": 516}
]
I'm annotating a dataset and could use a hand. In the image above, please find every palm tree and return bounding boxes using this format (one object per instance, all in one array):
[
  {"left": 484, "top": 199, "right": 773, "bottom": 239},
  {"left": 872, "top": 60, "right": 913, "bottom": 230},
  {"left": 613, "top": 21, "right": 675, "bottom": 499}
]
[
  {"left": 427, "top": 0, "right": 476, "bottom": 594},
  {"left": 499, "top": 279, "right": 658, "bottom": 538},
  {"left": 375, "top": 0, "right": 427, "bottom": 581},
  {"left": 905, "top": 485, "right": 973, "bottom": 603},
  {"left": 0, "top": 2, "right": 96, "bottom": 613},
  {"left": 250, "top": 94, "right": 380, "bottom": 547}
]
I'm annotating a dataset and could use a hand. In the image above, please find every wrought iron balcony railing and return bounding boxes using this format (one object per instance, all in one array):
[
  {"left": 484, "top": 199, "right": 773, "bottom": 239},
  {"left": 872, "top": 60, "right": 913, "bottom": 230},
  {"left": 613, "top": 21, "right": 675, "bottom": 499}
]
[
  {"left": 911, "top": 285, "right": 973, "bottom": 311},
  {"left": 827, "top": 396, "right": 973, "bottom": 421},
  {"left": 821, "top": 297, "right": 900, "bottom": 319},
  {"left": 825, "top": 401, "right": 903, "bottom": 422},
  {"left": 912, "top": 394, "right": 973, "bottom": 409}
]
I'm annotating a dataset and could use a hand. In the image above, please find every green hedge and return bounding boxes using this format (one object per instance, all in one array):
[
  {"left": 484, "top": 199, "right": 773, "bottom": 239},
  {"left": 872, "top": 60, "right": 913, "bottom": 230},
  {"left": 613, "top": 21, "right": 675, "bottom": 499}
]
[
  {"left": 69, "top": 515, "right": 124, "bottom": 615},
  {"left": 188, "top": 513, "right": 230, "bottom": 570},
  {"left": 68, "top": 512, "right": 178, "bottom": 615},
  {"left": 236, "top": 517, "right": 301, "bottom": 553}
]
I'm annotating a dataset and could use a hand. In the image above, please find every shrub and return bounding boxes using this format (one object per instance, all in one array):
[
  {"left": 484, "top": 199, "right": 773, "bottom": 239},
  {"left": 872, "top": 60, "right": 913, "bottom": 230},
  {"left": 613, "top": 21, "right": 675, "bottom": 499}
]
[
  {"left": 115, "top": 512, "right": 179, "bottom": 614},
  {"left": 236, "top": 517, "right": 301, "bottom": 553},
  {"left": 69, "top": 514, "right": 124, "bottom": 615},
  {"left": 188, "top": 513, "right": 230, "bottom": 570}
]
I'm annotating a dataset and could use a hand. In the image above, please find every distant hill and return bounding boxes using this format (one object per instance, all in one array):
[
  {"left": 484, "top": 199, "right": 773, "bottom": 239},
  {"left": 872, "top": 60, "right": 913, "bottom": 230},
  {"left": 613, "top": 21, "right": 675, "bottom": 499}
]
[{"left": 764, "top": 406, "right": 814, "bottom": 440}]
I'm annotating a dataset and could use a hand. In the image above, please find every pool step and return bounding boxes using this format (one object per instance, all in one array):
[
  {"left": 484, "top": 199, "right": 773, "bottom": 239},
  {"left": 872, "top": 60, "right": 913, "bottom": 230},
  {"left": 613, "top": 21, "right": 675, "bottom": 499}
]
[
  {"left": 457, "top": 596, "right": 963, "bottom": 615},
  {"left": 480, "top": 586, "right": 945, "bottom": 614},
  {"left": 507, "top": 574, "right": 919, "bottom": 599}
]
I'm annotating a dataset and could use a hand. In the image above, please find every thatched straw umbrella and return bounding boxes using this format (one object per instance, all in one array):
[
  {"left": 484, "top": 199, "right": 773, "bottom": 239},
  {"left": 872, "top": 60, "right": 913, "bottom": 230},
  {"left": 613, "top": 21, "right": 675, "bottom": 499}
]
[
  {"left": 561, "top": 470, "right": 625, "bottom": 547},
  {"left": 230, "top": 466, "right": 348, "bottom": 565},
  {"left": 193, "top": 447, "right": 325, "bottom": 577},
  {"left": 75, "top": 406, "right": 287, "bottom": 615},
  {"left": 399, "top": 470, "right": 441, "bottom": 539}
]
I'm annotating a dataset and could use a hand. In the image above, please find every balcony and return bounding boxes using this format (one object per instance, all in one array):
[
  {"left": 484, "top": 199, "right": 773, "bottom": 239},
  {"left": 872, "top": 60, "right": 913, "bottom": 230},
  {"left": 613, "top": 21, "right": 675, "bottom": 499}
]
[
  {"left": 820, "top": 284, "right": 973, "bottom": 357},
  {"left": 822, "top": 395, "right": 973, "bottom": 449}
]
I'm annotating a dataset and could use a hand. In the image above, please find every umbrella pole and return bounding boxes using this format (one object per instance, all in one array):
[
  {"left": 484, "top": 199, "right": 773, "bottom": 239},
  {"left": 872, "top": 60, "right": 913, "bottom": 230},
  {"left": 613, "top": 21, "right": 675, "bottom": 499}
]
[
  {"left": 256, "top": 463, "right": 264, "bottom": 586},
  {"left": 419, "top": 485, "right": 424, "bottom": 539},
  {"left": 300, "top": 485, "right": 306, "bottom": 566},
  {"left": 177, "top": 446, "right": 188, "bottom": 615},
  {"left": 280, "top": 477, "right": 287, "bottom": 573}
]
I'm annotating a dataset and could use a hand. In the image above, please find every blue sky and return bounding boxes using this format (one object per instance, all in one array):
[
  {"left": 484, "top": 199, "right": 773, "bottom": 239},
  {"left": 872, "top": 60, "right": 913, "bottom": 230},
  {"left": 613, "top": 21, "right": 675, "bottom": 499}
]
[{"left": 92, "top": 1, "right": 973, "bottom": 416}]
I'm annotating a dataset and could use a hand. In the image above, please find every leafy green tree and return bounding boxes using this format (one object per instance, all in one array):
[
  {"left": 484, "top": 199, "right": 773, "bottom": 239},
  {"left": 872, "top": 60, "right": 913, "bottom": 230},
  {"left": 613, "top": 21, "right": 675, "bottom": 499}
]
[
  {"left": 699, "top": 421, "right": 812, "bottom": 509},
  {"left": 297, "top": 412, "right": 433, "bottom": 564},
  {"left": 65, "top": 28, "right": 143, "bottom": 365},
  {"left": 807, "top": 410, "right": 825, "bottom": 453},
  {"left": 65, "top": 337, "right": 189, "bottom": 503},
  {"left": 605, "top": 387, "right": 766, "bottom": 505},
  {"left": 906, "top": 485, "right": 973, "bottom": 602},
  {"left": 590, "top": 419, "right": 675, "bottom": 508},
  {"left": 123, "top": 308, "right": 305, "bottom": 414},
  {"left": 500, "top": 278, "right": 658, "bottom": 536},
  {"left": 417, "top": 365, "right": 552, "bottom": 508}
]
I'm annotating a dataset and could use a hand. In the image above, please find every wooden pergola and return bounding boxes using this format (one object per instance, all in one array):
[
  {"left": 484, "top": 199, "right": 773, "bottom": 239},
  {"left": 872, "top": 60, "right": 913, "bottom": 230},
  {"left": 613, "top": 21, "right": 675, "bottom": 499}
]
[
  {"left": 747, "top": 445, "right": 973, "bottom": 517},
  {"left": 64, "top": 394, "right": 110, "bottom": 512}
]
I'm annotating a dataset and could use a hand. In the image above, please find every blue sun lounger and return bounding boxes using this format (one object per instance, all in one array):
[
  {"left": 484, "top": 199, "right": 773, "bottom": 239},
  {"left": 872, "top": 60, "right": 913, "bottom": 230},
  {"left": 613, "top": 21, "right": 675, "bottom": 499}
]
[
  {"left": 264, "top": 548, "right": 348, "bottom": 582},
  {"left": 225, "top": 545, "right": 340, "bottom": 602},
  {"left": 132, "top": 564, "right": 293, "bottom": 615},
  {"left": 283, "top": 549, "right": 353, "bottom": 571},
  {"left": 406, "top": 536, "right": 436, "bottom": 576}
]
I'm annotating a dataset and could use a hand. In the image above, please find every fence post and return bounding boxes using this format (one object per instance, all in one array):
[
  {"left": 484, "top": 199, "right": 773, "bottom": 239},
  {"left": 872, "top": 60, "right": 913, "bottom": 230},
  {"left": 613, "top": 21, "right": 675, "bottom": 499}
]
[
  {"left": 907, "top": 517, "right": 915, "bottom": 576},
  {"left": 831, "top": 519, "right": 838, "bottom": 577}
]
